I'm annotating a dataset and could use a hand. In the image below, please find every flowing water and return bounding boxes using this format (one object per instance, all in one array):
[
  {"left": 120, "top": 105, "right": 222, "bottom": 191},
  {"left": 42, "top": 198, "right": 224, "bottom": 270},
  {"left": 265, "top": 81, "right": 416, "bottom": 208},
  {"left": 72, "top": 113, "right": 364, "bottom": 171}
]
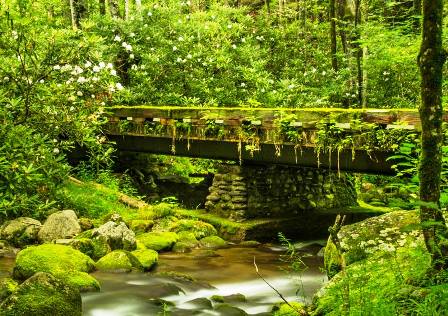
[
  {"left": 0, "top": 242, "right": 326, "bottom": 315},
  {"left": 83, "top": 242, "right": 326, "bottom": 315}
]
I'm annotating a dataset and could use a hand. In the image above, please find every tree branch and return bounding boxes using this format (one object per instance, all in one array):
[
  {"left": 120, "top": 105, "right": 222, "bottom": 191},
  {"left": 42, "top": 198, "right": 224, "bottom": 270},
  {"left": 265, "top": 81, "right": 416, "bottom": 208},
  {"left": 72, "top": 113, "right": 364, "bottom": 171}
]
[{"left": 253, "top": 257, "right": 306, "bottom": 316}]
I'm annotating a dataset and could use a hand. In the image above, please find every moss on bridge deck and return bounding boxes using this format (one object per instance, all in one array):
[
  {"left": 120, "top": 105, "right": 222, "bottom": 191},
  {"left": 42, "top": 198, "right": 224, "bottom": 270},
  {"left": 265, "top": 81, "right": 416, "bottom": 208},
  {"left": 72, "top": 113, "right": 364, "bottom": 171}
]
[
  {"left": 107, "top": 106, "right": 427, "bottom": 129},
  {"left": 103, "top": 106, "right": 427, "bottom": 173}
]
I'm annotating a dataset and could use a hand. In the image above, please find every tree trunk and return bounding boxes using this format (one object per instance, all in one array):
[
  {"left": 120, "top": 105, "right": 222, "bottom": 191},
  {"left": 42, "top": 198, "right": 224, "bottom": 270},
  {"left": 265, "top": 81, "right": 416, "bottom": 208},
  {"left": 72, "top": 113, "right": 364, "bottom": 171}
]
[
  {"left": 418, "top": 0, "right": 448, "bottom": 271},
  {"left": 99, "top": 0, "right": 106, "bottom": 15},
  {"left": 135, "top": 0, "right": 142, "bottom": 14},
  {"left": 362, "top": 46, "right": 368, "bottom": 108},
  {"left": 265, "top": 0, "right": 271, "bottom": 15},
  {"left": 354, "top": 0, "right": 363, "bottom": 107},
  {"left": 69, "top": 0, "right": 79, "bottom": 30},
  {"left": 109, "top": 0, "right": 121, "bottom": 19},
  {"left": 337, "top": 0, "right": 348, "bottom": 55},
  {"left": 330, "top": 0, "right": 338, "bottom": 71},
  {"left": 413, "top": 0, "right": 422, "bottom": 32},
  {"left": 125, "top": 0, "right": 129, "bottom": 20}
]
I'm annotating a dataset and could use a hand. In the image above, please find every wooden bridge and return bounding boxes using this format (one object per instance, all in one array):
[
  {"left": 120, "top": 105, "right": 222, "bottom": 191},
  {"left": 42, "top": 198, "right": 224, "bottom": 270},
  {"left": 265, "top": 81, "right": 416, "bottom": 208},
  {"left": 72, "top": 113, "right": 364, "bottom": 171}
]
[{"left": 104, "top": 106, "right": 428, "bottom": 174}]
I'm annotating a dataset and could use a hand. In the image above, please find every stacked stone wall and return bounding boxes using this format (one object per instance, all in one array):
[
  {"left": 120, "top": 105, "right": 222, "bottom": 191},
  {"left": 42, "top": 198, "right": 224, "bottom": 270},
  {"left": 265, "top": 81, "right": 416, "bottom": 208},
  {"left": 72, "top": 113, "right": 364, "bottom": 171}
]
[{"left": 205, "top": 164, "right": 357, "bottom": 221}]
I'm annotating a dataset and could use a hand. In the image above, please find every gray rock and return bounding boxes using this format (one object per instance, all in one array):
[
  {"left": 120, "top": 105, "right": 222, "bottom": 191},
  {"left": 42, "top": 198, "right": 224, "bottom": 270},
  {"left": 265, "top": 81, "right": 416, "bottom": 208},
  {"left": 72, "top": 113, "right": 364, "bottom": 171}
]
[
  {"left": 0, "top": 218, "right": 41, "bottom": 247},
  {"left": 92, "top": 221, "right": 136, "bottom": 251},
  {"left": 38, "top": 210, "right": 81, "bottom": 242}
]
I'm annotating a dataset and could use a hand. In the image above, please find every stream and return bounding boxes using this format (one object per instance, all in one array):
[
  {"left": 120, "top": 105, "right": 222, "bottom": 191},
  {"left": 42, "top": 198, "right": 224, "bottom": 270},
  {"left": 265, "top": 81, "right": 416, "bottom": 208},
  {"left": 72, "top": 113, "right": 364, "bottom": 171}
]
[{"left": 0, "top": 242, "right": 326, "bottom": 315}]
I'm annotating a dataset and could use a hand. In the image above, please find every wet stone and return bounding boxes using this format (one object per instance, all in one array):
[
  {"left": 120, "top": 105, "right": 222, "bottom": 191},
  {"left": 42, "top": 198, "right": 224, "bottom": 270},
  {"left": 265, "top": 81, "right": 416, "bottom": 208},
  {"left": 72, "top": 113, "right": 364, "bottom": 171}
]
[
  {"left": 184, "top": 297, "right": 213, "bottom": 309},
  {"left": 145, "top": 283, "right": 185, "bottom": 298},
  {"left": 214, "top": 303, "right": 248, "bottom": 315}
]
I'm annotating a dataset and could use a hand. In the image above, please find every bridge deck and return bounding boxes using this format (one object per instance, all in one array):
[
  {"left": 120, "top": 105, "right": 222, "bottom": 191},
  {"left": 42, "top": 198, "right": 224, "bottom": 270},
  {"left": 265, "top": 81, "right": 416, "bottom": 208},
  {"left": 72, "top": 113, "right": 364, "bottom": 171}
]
[{"left": 105, "top": 106, "right": 431, "bottom": 174}]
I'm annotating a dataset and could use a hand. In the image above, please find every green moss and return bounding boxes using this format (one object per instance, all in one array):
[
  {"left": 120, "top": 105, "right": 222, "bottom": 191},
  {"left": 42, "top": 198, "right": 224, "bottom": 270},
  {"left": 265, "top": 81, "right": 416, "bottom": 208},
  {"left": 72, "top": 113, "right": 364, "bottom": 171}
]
[
  {"left": 91, "top": 239, "right": 111, "bottom": 259},
  {"left": 0, "top": 272, "right": 82, "bottom": 316},
  {"left": 329, "top": 210, "right": 419, "bottom": 267},
  {"left": 95, "top": 250, "right": 143, "bottom": 272},
  {"left": 129, "top": 219, "right": 154, "bottom": 234},
  {"left": 131, "top": 249, "right": 158, "bottom": 271},
  {"left": 57, "top": 181, "right": 138, "bottom": 220},
  {"left": 199, "top": 236, "right": 227, "bottom": 249},
  {"left": 135, "top": 240, "right": 147, "bottom": 250},
  {"left": 13, "top": 244, "right": 95, "bottom": 281},
  {"left": 136, "top": 232, "right": 179, "bottom": 251},
  {"left": 324, "top": 240, "right": 342, "bottom": 279},
  {"left": 108, "top": 105, "right": 418, "bottom": 113},
  {"left": 68, "top": 238, "right": 110, "bottom": 260},
  {"left": 172, "top": 231, "right": 199, "bottom": 253},
  {"left": 169, "top": 219, "right": 217, "bottom": 239},
  {"left": 210, "top": 295, "right": 224, "bottom": 303},
  {"left": 64, "top": 272, "right": 100, "bottom": 292},
  {"left": 152, "top": 203, "right": 177, "bottom": 218},
  {"left": 135, "top": 207, "right": 156, "bottom": 220},
  {"left": 174, "top": 209, "right": 248, "bottom": 236},
  {"left": 75, "top": 229, "right": 94, "bottom": 239},
  {"left": 313, "top": 244, "right": 431, "bottom": 316},
  {"left": 272, "top": 302, "right": 306, "bottom": 316},
  {"left": 70, "top": 238, "right": 94, "bottom": 255},
  {"left": 0, "top": 278, "right": 18, "bottom": 301}
]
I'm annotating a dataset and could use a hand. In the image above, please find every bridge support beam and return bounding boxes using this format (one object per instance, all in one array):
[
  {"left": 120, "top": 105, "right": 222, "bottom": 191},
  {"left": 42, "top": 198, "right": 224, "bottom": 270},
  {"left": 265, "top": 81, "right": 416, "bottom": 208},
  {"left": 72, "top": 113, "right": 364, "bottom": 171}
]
[{"left": 205, "top": 164, "right": 357, "bottom": 221}]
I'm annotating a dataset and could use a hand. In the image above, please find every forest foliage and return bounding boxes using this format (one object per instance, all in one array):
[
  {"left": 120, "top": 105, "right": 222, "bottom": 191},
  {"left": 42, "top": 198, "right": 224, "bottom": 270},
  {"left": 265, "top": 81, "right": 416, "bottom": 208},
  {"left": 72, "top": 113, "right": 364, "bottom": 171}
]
[{"left": 0, "top": 0, "right": 446, "bottom": 219}]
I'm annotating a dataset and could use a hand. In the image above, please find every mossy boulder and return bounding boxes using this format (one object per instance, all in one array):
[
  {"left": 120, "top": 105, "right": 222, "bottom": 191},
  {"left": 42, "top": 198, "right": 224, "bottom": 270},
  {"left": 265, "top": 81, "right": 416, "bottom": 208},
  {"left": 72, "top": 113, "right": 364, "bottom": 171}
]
[
  {"left": 136, "top": 232, "right": 179, "bottom": 251},
  {"left": 323, "top": 210, "right": 421, "bottom": 278},
  {"left": 324, "top": 241, "right": 342, "bottom": 280},
  {"left": 199, "top": 236, "right": 227, "bottom": 249},
  {"left": 136, "top": 240, "right": 147, "bottom": 250},
  {"left": 66, "top": 238, "right": 110, "bottom": 261},
  {"left": 95, "top": 250, "right": 143, "bottom": 272},
  {"left": 13, "top": 244, "right": 97, "bottom": 292},
  {"left": 129, "top": 220, "right": 154, "bottom": 234},
  {"left": 0, "top": 217, "right": 41, "bottom": 247},
  {"left": 169, "top": 220, "right": 217, "bottom": 239},
  {"left": 75, "top": 229, "right": 93, "bottom": 239},
  {"left": 0, "top": 278, "right": 18, "bottom": 302},
  {"left": 313, "top": 242, "right": 431, "bottom": 316},
  {"left": 131, "top": 249, "right": 158, "bottom": 271},
  {"left": 172, "top": 232, "right": 199, "bottom": 253},
  {"left": 272, "top": 302, "right": 307, "bottom": 316},
  {"left": 64, "top": 271, "right": 100, "bottom": 292},
  {"left": 0, "top": 272, "right": 82, "bottom": 316}
]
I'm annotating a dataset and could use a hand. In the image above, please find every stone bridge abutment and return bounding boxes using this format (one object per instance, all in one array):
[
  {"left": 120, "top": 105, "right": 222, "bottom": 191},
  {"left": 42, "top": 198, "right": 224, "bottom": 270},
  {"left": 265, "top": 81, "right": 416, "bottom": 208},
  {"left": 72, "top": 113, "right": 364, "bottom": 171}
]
[{"left": 205, "top": 164, "right": 357, "bottom": 221}]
